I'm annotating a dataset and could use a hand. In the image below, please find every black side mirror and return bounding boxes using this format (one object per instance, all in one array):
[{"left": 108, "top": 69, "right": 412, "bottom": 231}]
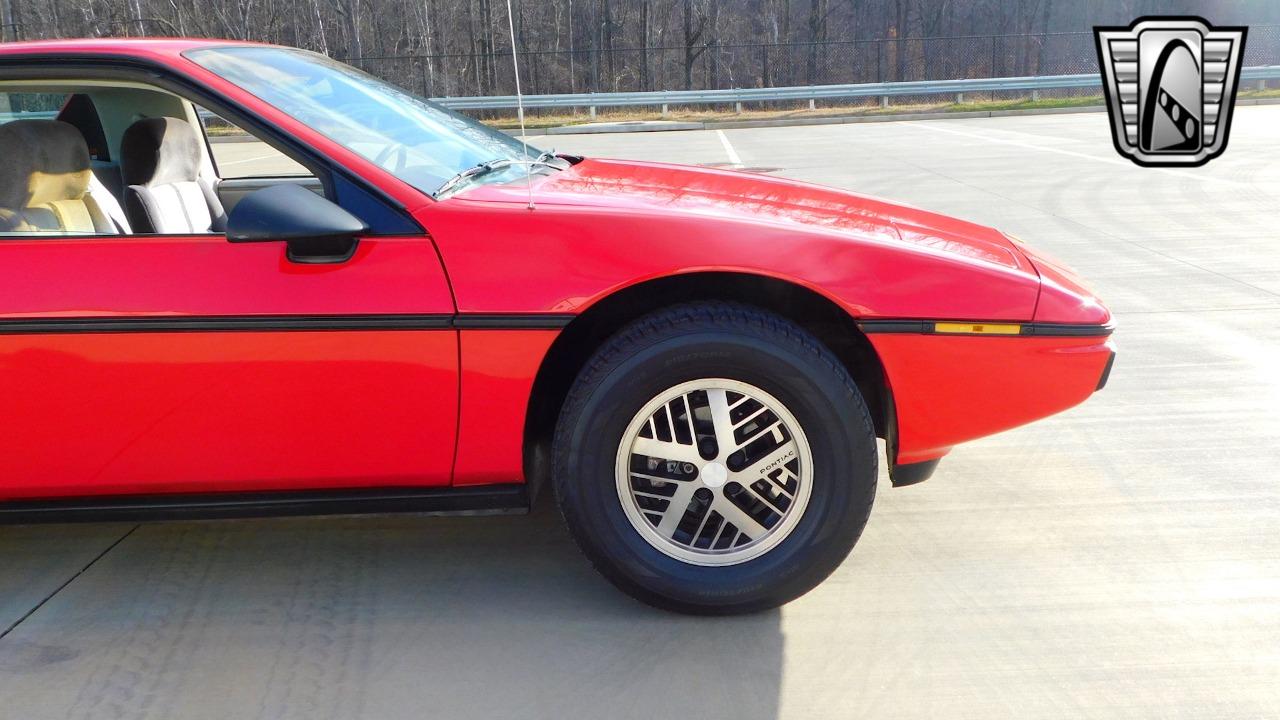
[{"left": 227, "top": 184, "right": 368, "bottom": 263}]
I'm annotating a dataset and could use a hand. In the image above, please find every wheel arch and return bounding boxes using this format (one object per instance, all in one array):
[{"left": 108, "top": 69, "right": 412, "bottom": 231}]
[{"left": 522, "top": 271, "right": 890, "bottom": 499}]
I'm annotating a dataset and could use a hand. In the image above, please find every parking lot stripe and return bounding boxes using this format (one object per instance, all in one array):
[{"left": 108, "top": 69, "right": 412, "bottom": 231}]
[{"left": 716, "top": 129, "right": 743, "bottom": 167}]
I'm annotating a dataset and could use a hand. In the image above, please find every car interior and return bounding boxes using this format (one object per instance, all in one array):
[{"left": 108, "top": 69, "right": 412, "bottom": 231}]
[{"left": 0, "top": 80, "right": 318, "bottom": 238}]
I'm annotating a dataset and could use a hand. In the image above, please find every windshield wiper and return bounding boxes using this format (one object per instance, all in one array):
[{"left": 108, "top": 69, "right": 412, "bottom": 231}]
[
  {"left": 434, "top": 155, "right": 565, "bottom": 199},
  {"left": 434, "top": 159, "right": 513, "bottom": 199}
]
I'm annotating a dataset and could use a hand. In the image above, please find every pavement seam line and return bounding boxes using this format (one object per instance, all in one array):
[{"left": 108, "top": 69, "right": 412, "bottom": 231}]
[{"left": 0, "top": 524, "right": 141, "bottom": 642}]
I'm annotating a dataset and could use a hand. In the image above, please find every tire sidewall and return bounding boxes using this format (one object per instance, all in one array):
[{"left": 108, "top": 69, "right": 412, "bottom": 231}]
[{"left": 558, "top": 326, "right": 877, "bottom": 612}]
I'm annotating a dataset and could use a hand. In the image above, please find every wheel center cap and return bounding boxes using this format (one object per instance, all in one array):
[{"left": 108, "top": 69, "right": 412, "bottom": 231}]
[{"left": 700, "top": 462, "right": 729, "bottom": 489}]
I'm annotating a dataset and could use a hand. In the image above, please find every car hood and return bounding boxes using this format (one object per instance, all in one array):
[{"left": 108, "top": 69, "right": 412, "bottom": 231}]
[{"left": 461, "top": 157, "right": 1032, "bottom": 271}]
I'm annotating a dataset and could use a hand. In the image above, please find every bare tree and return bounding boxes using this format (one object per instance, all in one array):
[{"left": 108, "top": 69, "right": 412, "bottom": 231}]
[
  {"left": 334, "top": 0, "right": 362, "bottom": 64},
  {"left": 6, "top": 0, "right": 1279, "bottom": 99},
  {"left": 682, "top": 0, "right": 708, "bottom": 89}
]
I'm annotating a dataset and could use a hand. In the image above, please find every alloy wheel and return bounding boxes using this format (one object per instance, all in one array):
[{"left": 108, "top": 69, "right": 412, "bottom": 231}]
[{"left": 615, "top": 379, "right": 814, "bottom": 566}]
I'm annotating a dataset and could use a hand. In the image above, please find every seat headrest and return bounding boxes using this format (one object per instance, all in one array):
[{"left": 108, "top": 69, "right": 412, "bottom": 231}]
[
  {"left": 121, "top": 117, "right": 202, "bottom": 187},
  {"left": 0, "top": 120, "right": 92, "bottom": 209}
]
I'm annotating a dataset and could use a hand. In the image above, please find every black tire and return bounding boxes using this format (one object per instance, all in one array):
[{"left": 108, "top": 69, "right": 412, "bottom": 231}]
[{"left": 553, "top": 302, "right": 878, "bottom": 615}]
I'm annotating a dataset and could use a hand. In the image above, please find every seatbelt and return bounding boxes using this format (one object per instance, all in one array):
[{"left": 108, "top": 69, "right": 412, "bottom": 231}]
[{"left": 86, "top": 171, "right": 132, "bottom": 234}]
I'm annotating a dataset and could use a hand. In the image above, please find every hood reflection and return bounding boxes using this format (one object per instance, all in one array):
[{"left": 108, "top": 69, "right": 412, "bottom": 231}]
[{"left": 487, "top": 159, "right": 1023, "bottom": 269}]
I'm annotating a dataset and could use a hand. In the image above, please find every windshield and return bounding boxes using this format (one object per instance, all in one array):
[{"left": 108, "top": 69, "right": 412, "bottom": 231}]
[{"left": 186, "top": 46, "right": 539, "bottom": 198}]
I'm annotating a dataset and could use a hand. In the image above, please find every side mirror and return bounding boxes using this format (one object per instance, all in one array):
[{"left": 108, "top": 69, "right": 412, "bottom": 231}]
[{"left": 226, "top": 184, "right": 368, "bottom": 263}]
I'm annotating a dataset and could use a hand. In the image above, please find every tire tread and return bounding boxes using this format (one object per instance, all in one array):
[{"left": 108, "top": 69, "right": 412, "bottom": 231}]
[{"left": 552, "top": 301, "right": 877, "bottom": 614}]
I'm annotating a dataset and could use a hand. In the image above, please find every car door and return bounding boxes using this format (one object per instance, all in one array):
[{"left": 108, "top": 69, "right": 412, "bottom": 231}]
[
  {"left": 0, "top": 227, "right": 457, "bottom": 501},
  {"left": 0, "top": 90, "right": 458, "bottom": 502}
]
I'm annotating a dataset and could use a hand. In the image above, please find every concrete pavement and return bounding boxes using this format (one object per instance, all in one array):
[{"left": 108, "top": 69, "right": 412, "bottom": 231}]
[{"left": 2, "top": 108, "right": 1279, "bottom": 719}]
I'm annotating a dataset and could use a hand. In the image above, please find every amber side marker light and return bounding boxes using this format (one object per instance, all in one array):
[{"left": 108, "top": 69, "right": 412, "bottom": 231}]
[{"left": 933, "top": 322, "right": 1023, "bottom": 335}]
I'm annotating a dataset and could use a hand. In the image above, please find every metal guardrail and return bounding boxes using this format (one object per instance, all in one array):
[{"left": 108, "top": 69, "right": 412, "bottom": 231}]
[
  {"left": 434, "top": 66, "right": 1280, "bottom": 112},
  {"left": 4, "top": 67, "right": 1274, "bottom": 123}
]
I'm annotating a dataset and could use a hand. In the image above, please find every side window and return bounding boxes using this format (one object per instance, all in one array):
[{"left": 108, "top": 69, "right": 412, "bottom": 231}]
[
  {"left": 0, "top": 91, "right": 66, "bottom": 126},
  {"left": 0, "top": 91, "right": 124, "bottom": 237},
  {"left": 198, "top": 111, "right": 311, "bottom": 179},
  {"left": 0, "top": 86, "right": 414, "bottom": 239},
  {"left": 196, "top": 109, "right": 419, "bottom": 235}
]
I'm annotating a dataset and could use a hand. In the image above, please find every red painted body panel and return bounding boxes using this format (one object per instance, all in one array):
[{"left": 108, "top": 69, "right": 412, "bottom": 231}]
[
  {"left": 0, "top": 236, "right": 456, "bottom": 501},
  {"left": 421, "top": 159, "right": 1112, "bottom": 472},
  {"left": 0, "top": 39, "right": 1115, "bottom": 502},
  {"left": 428, "top": 159, "right": 1042, "bottom": 320},
  {"left": 453, "top": 330, "right": 559, "bottom": 487},
  {"left": 1018, "top": 244, "right": 1112, "bottom": 325},
  {"left": 0, "top": 331, "right": 457, "bottom": 499},
  {"left": 0, "top": 236, "right": 455, "bottom": 319},
  {"left": 870, "top": 334, "right": 1115, "bottom": 464}
]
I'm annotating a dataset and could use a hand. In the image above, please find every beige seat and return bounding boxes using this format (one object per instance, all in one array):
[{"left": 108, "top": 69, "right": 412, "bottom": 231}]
[{"left": 0, "top": 119, "right": 123, "bottom": 235}]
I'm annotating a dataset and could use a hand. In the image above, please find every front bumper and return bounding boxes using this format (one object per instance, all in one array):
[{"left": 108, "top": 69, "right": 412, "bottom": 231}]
[{"left": 863, "top": 325, "right": 1116, "bottom": 467}]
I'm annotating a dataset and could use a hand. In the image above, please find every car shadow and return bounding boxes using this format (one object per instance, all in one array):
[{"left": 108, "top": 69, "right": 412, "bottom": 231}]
[{"left": 0, "top": 496, "right": 784, "bottom": 720}]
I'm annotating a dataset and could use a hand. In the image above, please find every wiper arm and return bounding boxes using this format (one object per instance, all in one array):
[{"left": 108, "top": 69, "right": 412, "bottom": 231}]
[
  {"left": 533, "top": 150, "right": 573, "bottom": 169},
  {"left": 434, "top": 159, "right": 512, "bottom": 199},
  {"left": 435, "top": 155, "right": 566, "bottom": 199}
]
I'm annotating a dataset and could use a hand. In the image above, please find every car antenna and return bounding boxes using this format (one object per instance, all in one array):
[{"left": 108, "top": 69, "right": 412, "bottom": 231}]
[{"left": 505, "top": 0, "right": 535, "bottom": 211}]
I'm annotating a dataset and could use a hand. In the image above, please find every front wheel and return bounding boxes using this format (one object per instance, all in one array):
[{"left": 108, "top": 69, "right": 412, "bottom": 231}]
[{"left": 553, "top": 302, "right": 878, "bottom": 614}]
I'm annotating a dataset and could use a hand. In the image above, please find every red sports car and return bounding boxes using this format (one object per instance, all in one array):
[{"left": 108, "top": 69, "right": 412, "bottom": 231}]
[{"left": 0, "top": 39, "right": 1114, "bottom": 614}]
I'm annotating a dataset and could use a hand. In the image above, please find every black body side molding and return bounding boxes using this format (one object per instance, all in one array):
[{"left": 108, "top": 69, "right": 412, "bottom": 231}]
[
  {"left": 0, "top": 314, "right": 575, "bottom": 335},
  {"left": 1096, "top": 350, "right": 1117, "bottom": 391},
  {"left": 0, "top": 485, "right": 529, "bottom": 524},
  {"left": 859, "top": 319, "right": 1115, "bottom": 337}
]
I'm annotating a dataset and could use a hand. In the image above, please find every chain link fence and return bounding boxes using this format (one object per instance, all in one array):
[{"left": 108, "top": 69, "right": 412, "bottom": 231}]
[{"left": 346, "top": 25, "right": 1280, "bottom": 105}]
